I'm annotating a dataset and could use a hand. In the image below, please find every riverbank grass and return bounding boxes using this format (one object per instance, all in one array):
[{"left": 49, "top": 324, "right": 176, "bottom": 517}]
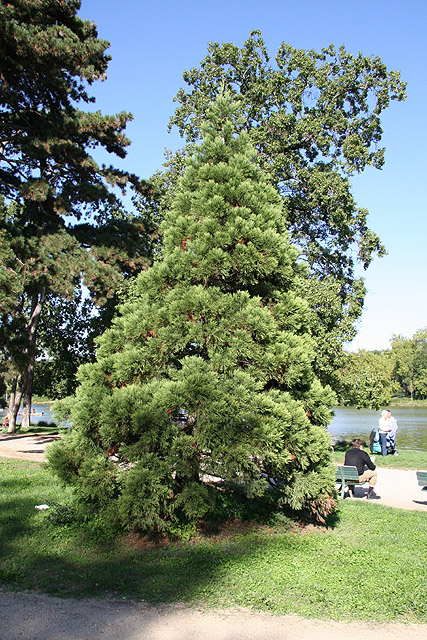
[
  {"left": 332, "top": 443, "right": 427, "bottom": 469},
  {"left": 1, "top": 458, "right": 426, "bottom": 622}
]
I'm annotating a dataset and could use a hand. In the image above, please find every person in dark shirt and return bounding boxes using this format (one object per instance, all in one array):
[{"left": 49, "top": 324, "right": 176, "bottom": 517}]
[{"left": 344, "top": 438, "right": 378, "bottom": 499}]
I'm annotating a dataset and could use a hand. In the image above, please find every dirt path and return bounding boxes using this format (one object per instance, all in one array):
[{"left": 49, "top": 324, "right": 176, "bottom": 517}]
[
  {"left": 1, "top": 434, "right": 426, "bottom": 639},
  {"left": 0, "top": 591, "right": 426, "bottom": 640}
]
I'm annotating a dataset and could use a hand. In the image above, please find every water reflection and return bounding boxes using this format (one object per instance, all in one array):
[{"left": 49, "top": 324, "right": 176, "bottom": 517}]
[{"left": 329, "top": 405, "right": 427, "bottom": 451}]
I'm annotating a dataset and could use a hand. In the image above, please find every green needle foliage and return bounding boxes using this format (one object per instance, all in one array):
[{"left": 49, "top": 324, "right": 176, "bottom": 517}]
[{"left": 48, "top": 95, "right": 336, "bottom": 535}]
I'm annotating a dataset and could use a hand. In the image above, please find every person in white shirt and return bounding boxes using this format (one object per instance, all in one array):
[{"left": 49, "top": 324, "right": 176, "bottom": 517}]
[{"left": 378, "top": 409, "right": 392, "bottom": 456}]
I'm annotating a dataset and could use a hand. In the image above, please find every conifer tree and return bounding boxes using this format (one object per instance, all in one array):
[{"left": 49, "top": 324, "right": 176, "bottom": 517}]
[
  {"left": 48, "top": 96, "right": 335, "bottom": 533},
  {"left": 0, "top": 1, "right": 150, "bottom": 431}
]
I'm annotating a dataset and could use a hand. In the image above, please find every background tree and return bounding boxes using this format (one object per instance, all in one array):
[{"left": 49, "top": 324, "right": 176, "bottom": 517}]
[
  {"left": 145, "top": 31, "right": 406, "bottom": 386},
  {"left": 0, "top": 1, "right": 152, "bottom": 431},
  {"left": 336, "top": 349, "right": 397, "bottom": 409},
  {"left": 391, "top": 329, "right": 427, "bottom": 400},
  {"left": 32, "top": 290, "right": 95, "bottom": 400},
  {"left": 48, "top": 96, "right": 336, "bottom": 534}
]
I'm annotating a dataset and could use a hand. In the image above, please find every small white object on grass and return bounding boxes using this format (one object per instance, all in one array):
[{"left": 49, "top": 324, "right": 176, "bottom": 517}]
[{"left": 35, "top": 504, "right": 50, "bottom": 510}]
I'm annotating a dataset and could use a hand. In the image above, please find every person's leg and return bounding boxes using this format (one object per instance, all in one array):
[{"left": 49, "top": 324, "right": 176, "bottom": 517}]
[
  {"left": 359, "top": 469, "right": 377, "bottom": 486},
  {"left": 347, "top": 484, "right": 355, "bottom": 496},
  {"left": 379, "top": 432, "right": 388, "bottom": 456},
  {"left": 359, "top": 469, "right": 378, "bottom": 498}
]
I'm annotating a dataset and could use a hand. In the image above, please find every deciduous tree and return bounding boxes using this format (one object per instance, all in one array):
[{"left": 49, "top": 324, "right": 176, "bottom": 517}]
[
  {"left": 392, "top": 329, "right": 427, "bottom": 400},
  {"left": 159, "top": 31, "right": 406, "bottom": 385},
  {"left": 336, "top": 349, "right": 397, "bottom": 409}
]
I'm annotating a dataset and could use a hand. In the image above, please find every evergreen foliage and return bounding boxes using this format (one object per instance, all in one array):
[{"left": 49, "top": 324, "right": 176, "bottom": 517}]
[
  {"left": 0, "top": 1, "right": 151, "bottom": 431},
  {"left": 48, "top": 96, "right": 336, "bottom": 534}
]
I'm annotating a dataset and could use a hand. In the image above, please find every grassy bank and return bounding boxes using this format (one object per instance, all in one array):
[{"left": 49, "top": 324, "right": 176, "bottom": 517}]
[
  {"left": 331, "top": 444, "right": 427, "bottom": 469},
  {"left": 389, "top": 397, "right": 427, "bottom": 408},
  {"left": 1, "top": 458, "right": 426, "bottom": 622}
]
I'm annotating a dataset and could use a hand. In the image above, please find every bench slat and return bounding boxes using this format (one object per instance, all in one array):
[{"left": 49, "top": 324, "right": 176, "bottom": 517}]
[
  {"left": 335, "top": 465, "right": 367, "bottom": 499},
  {"left": 416, "top": 471, "right": 427, "bottom": 490}
]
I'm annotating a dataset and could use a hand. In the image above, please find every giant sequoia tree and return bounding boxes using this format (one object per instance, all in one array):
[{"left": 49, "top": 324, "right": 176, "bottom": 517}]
[
  {"left": 154, "top": 32, "right": 406, "bottom": 386},
  {"left": 0, "top": 1, "right": 150, "bottom": 431},
  {"left": 48, "top": 96, "right": 336, "bottom": 533}
]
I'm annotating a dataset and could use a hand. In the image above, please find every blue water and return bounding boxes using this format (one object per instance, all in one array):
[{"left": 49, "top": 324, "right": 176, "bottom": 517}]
[
  {"left": 2, "top": 403, "right": 426, "bottom": 451},
  {"left": 328, "top": 406, "right": 427, "bottom": 451},
  {"left": 0, "top": 404, "right": 55, "bottom": 425}
]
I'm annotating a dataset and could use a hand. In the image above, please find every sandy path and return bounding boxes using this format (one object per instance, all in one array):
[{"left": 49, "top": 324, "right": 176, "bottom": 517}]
[
  {"left": 0, "top": 591, "right": 426, "bottom": 640},
  {"left": 0, "top": 432, "right": 62, "bottom": 461}
]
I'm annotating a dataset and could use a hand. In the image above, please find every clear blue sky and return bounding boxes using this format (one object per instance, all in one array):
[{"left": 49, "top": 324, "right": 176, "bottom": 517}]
[{"left": 79, "top": 0, "right": 427, "bottom": 352}]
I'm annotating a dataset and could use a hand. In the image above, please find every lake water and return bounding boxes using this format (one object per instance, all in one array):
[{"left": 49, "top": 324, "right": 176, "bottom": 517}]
[
  {"left": 2, "top": 403, "right": 426, "bottom": 451},
  {"left": 328, "top": 406, "right": 427, "bottom": 452},
  {"left": 0, "top": 404, "right": 56, "bottom": 425}
]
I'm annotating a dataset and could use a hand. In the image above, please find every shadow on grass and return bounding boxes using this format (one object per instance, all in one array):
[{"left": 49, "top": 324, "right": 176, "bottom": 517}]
[
  {"left": 0, "top": 513, "right": 334, "bottom": 603},
  {"left": 0, "top": 488, "right": 340, "bottom": 604},
  {"left": 0, "top": 457, "right": 342, "bottom": 607}
]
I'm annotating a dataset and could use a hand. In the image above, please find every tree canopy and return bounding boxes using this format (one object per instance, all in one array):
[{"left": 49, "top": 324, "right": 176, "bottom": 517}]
[
  {"left": 0, "top": 1, "right": 151, "bottom": 430},
  {"left": 157, "top": 31, "right": 406, "bottom": 385},
  {"left": 392, "top": 329, "right": 427, "bottom": 400},
  {"left": 48, "top": 96, "right": 336, "bottom": 534},
  {"left": 336, "top": 349, "right": 397, "bottom": 410}
]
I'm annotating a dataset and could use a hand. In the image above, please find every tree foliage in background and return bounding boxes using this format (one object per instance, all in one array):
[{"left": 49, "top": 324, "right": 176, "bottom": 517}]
[
  {"left": 391, "top": 329, "right": 427, "bottom": 400},
  {"left": 32, "top": 290, "right": 96, "bottom": 400},
  {"left": 48, "top": 96, "right": 336, "bottom": 535},
  {"left": 0, "top": 1, "right": 152, "bottom": 431},
  {"left": 151, "top": 31, "right": 406, "bottom": 387},
  {"left": 336, "top": 349, "right": 398, "bottom": 410}
]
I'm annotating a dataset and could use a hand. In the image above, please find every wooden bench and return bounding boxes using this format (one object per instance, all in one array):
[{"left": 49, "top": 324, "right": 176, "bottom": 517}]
[
  {"left": 416, "top": 471, "right": 427, "bottom": 490},
  {"left": 335, "top": 465, "right": 368, "bottom": 499}
]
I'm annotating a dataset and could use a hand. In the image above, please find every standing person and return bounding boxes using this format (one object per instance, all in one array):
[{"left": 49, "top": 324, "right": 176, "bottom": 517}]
[
  {"left": 344, "top": 438, "right": 378, "bottom": 499},
  {"left": 378, "top": 409, "right": 392, "bottom": 457},
  {"left": 386, "top": 413, "right": 399, "bottom": 455}
]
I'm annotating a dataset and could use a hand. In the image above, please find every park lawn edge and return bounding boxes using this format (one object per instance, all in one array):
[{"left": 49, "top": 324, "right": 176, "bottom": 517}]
[{"left": 1, "top": 457, "right": 426, "bottom": 623}]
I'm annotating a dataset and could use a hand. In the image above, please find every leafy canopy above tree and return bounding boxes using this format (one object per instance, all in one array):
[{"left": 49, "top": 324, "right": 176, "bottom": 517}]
[
  {"left": 160, "top": 31, "right": 406, "bottom": 387},
  {"left": 169, "top": 31, "right": 406, "bottom": 278}
]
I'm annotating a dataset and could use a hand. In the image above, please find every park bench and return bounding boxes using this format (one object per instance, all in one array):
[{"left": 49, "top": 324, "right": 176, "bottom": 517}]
[
  {"left": 416, "top": 471, "right": 427, "bottom": 490},
  {"left": 335, "top": 465, "right": 368, "bottom": 499}
]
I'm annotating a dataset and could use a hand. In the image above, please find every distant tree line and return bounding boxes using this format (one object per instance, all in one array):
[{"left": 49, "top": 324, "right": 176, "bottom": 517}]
[{"left": 336, "top": 328, "right": 427, "bottom": 409}]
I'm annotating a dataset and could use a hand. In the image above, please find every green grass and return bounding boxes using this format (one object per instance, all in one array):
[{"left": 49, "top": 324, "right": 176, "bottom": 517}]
[
  {"left": 12, "top": 423, "right": 64, "bottom": 435},
  {"left": 331, "top": 443, "right": 427, "bottom": 469},
  {"left": 389, "top": 397, "right": 427, "bottom": 407},
  {"left": 1, "top": 458, "right": 426, "bottom": 622}
]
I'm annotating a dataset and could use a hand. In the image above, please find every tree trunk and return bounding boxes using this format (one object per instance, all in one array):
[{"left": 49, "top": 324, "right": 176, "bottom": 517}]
[
  {"left": 21, "top": 364, "right": 34, "bottom": 430},
  {"left": 7, "top": 376, "right": 24, "bottom": 434},
  {"left": 7, "top": 288, "right": 45, "bottom": 433}
]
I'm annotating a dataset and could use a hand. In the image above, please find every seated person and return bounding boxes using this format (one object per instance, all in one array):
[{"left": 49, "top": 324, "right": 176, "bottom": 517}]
[{"left": 344, "top": 438, "right": 378, "bottom": 499}]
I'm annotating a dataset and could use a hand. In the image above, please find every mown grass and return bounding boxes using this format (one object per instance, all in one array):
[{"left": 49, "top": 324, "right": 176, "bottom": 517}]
[
  {"left": 331, "top": 442, "right": 427, "bottom": 469},
  {"left": 1, "top": 458, "right": 426, "bottom": 622}
]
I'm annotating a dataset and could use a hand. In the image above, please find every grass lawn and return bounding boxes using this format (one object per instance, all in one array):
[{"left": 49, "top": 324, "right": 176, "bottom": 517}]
[
  {"left": 331, "top": 443, "right": 427, "bottom": 470},
  {"left": 1, "top": 457, "right": 426, "bottom": 623}
]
